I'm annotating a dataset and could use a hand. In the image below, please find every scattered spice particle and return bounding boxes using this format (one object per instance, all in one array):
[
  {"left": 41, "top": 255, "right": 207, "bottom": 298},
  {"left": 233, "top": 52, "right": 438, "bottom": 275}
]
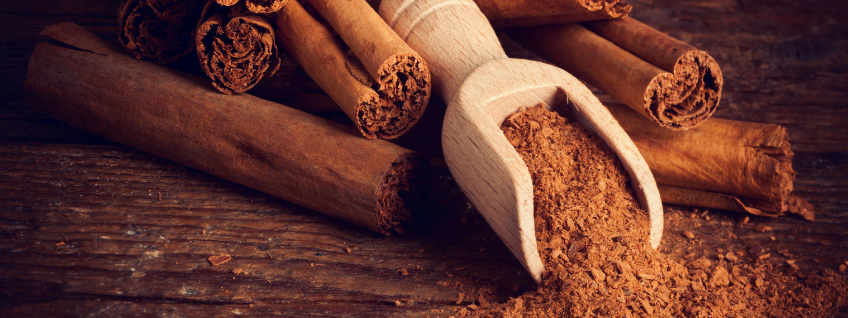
[
  {"left": 787, "top": 260, "right": 800, "bottom": 271},
  {"left": 461, "top": 105, "right": 848, "bottom": 318},
  {"left": 725, "top": 252, "right": 739, "bottom": 262},
  {"left": 232, "top": 268, "right": 243, "bottom": 275},
  {"left": 399, "top": 268, "right": 408, "bottom": 276},
  {"left": 683, "top": 231, "right": 695, "bottom": 239},
  {"left": 755, "top": 224, "right": 772, "bottom": 232},
  {"left": 55, "top": 242, "right": 65, "bottom": 246},
  {"left": 208, "top": 254, "right": 232, "bottom": 266},
  {"left": 456, "top": 293, "right": 465, "bottom": 305},
  {"left": 345, "top": 247, "right": 352, "bottom": 253}
]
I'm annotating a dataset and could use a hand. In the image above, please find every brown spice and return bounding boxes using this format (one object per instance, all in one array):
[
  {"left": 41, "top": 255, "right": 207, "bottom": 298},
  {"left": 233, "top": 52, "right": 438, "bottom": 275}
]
[
  {"left": 275, "top": 0, "right": 430, "bottom": 139},
  {"left": 119, "top": 0, "right": 205, "bottom": 64},
  {"left": 463, "top": 105, "right": 848, "bottom": 317},
  {"left": 474, "top": 0, "right": 632, "bottom": 28},
  {"left": 27, "top": 23, "right": 428, "bottom": 237},
  {"left": 196, "top": 2, "right": 280, "bottom": 94},
  {"left": 215, "top": 0, "right": 287, "bottom": 14},
  {"left": 208, "top": 254, "right": 232, "bottom": 266}
]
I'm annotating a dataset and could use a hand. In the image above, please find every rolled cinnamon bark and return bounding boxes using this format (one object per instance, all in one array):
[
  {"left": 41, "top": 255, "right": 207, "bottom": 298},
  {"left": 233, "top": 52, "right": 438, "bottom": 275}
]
[
  {"left": 26, "top": 22, "right": 428, "bottom": 234},
  {"left": 119, "top": 0, "right": 205, "bottom": 64},
  {"left": 507, "top": 18, "right": 723, "bottom": 130},
  {"left": 476, "top": 0, "right": 631, "bottom": 28},
  {"left": 299, "top": 0, "right": 431, "bottom": 140},
  {"left": 215, "top": 0, "right": 288, "bottom": 14},
  {"left": 606, "top": 103, "right": 813, "bottom": 220},
  {"left": 274, "top": 0, "right": 429, "bottom": 140},
  {"left": 197, "top": 2, "right": 281, "bottom": 94}
]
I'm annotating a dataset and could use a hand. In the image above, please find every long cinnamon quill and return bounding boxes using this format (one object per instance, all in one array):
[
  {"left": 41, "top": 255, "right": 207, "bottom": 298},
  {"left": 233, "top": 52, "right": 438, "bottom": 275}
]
[
  {"left": 197, "top": 2, "right": 281, "bottom": 94},
  {"left": 275, "top": 0, "right": 430, "bottom": 140},
  {"left": 476, "top": 0, "right": 631, "bottom": 28},
  {"left": 507, "top": 17, "right": 723, "bottom": 130},
  {"left": 364, "top": 0, "right": 630, "bottom": 28},
  {"left": 606, "top": 104, "right": 814, "bottom": 220},
  {"left": 26, "top": 23, "right": 427, "bottom": 234}
]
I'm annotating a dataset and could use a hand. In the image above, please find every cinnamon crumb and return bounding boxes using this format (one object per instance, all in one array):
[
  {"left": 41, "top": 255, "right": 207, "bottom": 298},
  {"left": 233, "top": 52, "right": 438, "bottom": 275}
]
[
  {"left": 208, "top": 254, "right": 231, "bottom": 266},
  {"left": 460, "top": 105, "right": 848, "bottom": 318}
]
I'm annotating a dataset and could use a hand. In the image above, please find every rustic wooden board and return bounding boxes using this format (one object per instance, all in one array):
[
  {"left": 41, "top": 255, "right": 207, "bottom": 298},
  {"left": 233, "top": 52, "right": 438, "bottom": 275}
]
[{"left": 1, "top": 0, "right": 847, "bottom": 316}]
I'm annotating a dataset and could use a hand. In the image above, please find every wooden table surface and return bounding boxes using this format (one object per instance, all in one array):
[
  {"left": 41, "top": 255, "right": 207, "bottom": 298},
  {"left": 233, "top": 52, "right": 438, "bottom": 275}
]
[{"left": 2, "top": 0, "right": 847, "bottom": 316}]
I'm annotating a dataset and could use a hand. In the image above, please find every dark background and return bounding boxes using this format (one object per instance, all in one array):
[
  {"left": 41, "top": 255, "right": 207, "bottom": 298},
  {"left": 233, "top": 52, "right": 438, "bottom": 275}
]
[{"left": 1, "top": 0, "right": 846, "bottom": 316}]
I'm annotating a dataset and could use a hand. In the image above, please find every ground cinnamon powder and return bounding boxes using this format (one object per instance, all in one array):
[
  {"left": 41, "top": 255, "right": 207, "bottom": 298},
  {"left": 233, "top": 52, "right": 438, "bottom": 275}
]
[{"left": 456, "top": 105, "right": 847, "bottom": 317}]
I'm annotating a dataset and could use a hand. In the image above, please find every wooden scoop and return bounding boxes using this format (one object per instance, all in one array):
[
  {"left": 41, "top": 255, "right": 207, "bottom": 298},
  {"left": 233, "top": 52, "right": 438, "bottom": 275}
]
[{"left": 379, "top": 0, "right": 663, "bottom": 283}]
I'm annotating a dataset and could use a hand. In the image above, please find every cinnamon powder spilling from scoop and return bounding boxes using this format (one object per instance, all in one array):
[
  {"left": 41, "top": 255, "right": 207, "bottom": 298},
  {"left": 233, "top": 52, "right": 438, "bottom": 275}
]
[{"left": 460, "top": 105, "right": 848, "bottom": 317}]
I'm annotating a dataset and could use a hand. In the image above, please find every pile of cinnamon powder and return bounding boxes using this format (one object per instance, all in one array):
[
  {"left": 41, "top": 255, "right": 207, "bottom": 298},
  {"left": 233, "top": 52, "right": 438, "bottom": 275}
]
[{"left": 455, "top": 105, "right": 847, "bottom": 317}]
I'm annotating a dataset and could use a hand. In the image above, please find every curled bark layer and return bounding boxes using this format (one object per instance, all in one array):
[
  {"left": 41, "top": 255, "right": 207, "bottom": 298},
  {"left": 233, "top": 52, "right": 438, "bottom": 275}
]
[
  {"left": 119, "top": 0, "right": 205, "bottom": 64},
  {"left": 215, "top": 0, "right": 287, "bottom": 14},
  {"left": 476, "top": 0, "right": 632, "bottom": 28},
  {"left": 27, "top": 22, "right": 428, "bottom": 235},
  {"left": 606, "top": 103, "right": 812, "bottom": 219},
  {"left": 302, "top": 0, "right": 430, "bottom": 140},
  {"left": 507, "top": 18, "right": 723, "bottom": 130},
  {"left": 276, "top": 0, "right": 429, "bottom": 140},
  {"left": 197, "top": 3, "right": 280, "bottom": 94},
  {"left": 585, "top": 17, "right": 723, "bottom": 129}
]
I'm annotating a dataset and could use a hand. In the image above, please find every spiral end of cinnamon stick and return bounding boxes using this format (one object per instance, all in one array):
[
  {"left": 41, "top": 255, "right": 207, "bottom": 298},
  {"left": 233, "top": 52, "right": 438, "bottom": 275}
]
[
  {"left": 356, "top": 53, "right": 431, "bottom": 140},
  {"left": 119, "top": 0, "right": 203, "bottom": 64},
  {"left": 375, "top": 152, "right": 429, "bottom": 235},
  {"left": 197, "top": 14, "right": 281, "bottom": 94},
  {"left": 605, "top": 0, "right": 632, "bottom": 19},
  {"left": 216, "top": 0, "right": 287, "bottom": 13},
  {"left": 644, "top": 50, "right": 723, "bottom": 130},
  {"left": 245, "top": 0, "right": 288, "bottom": 14}
]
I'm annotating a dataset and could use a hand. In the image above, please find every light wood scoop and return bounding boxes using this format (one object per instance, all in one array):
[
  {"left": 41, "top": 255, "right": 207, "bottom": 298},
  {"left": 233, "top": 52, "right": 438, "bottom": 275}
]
[{"left": 379, "top": 0, "right": 663, "bottom": 283}]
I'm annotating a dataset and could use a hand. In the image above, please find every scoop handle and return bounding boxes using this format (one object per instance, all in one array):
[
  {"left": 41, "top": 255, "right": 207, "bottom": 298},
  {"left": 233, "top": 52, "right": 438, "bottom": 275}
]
[{"left": 379, "top": 0, "right": 507, "bottom": 103}]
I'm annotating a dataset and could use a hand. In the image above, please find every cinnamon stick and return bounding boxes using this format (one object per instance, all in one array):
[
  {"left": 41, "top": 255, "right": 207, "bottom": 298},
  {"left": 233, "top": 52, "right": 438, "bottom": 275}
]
[
  {"left": 299, "top": 0, "right": 431, "bottom": 140},
  {"left": 476, "top": 0, "right": 632, "bottom": 28},
  {"left": 26, "top": 22, "right": 428, "bottom": 234},
  {"left": 506, "top": 17, "right": 723, "bottom": 130},
  {"left": 196, "top": 2, "right": 281, "bottom": 94},
  {"left": 274, "top": 0, "right": 430, "bottom": 140},
  {"left": 606, "top": 103, "right": 813, "bottom": 220},
  {"left": 119, "top": 0, "right": 205, "bottom": 64},
  {"left": 215, "top": 0, "right": 288, "bottom": 14}
]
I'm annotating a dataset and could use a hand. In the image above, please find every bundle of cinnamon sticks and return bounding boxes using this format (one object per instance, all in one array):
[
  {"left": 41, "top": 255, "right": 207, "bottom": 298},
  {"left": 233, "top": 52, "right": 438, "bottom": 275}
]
[{"left": 29, "top": 0, "right": 813, "bottom": 240}]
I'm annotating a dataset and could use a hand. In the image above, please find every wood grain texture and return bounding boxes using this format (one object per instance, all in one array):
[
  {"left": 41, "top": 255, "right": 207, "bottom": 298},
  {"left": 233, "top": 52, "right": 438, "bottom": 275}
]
[{"left": 1, "top": 0, "right": 848, "bottom": 316}]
